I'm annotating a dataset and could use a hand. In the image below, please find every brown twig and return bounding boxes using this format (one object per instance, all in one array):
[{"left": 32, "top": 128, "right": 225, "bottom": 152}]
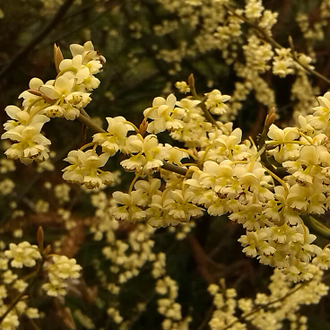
[
  {"left": 223, "top": 4, "right": 330, "bottom": 86},
  {"left": 222, "top": 283, "right": 305, "bottom": 330},
  {"left": 271, "top": 0, "right": 290, "bottom": 37},
  {"left": 0, "top": 0, "right": 75, "bottom": 81},
  {"left": 197, "top": 305, "right": 214, "bottom": 330},
  {"left": 0, "top": 259, "right": 45, "bottom": 326},
  {"left": 187, "top": 234, "right": 216, "bottom": 284},
  {"left": 78, "top": 113, "right": 188, "bottom": 176},
  {"left": 248, "top": 103, "right": 267, "bottom": 140},
  {"left": 318, "top": 17, "right": 330, "bottom": 92}
]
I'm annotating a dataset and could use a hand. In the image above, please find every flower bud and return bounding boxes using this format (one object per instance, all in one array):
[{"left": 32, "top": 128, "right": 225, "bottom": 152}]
[
  {"left": 265, "top": 107, "right": 276, "bottom": 128},
  {"left": 188, "top": 73, "right": 195, "bottom": 90},
  {"left": 54, "top": 43, "right": 64, "bottom": 74},
  {"left": 139, "top": 118, "right": 148, "bottom": 135},
  {"left": 37, "top": 226, "right": 44, "bottom": 251},
  {"left": 44, "top": 245, "right": 51, "bottom": 256}
]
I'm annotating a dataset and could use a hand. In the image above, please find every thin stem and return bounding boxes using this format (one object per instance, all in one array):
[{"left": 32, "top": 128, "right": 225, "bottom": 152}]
[
  {"left": 188, "top": 74, "right": 221, "bottom": 128},
  {"left": 222, "top": 283, "right": 304, "bottom": 330},
  {"left": 301, "top": 214, "right": 330, "bottom": 239},
  {"left": 26, "top": 98, "right": 44, "bottom": 114},
  {"left": 77, "top": 113, "right": 188, "bottom": 177},
  {"left": 263, "top": 166, "right": 289, "bottom": 194},
  {"left": 289, "top": 37, "right": 330, "bottom": 85},
  {"left": 29, "top": 104, "right": 54, "bottom": 123},
  {"left": 248, "top": 145, "right": 266, "bottom": 172},
  {"left": 162, "top": 161, "right": 187, "bottom": 176},
  {"left": 124, "top": 121, "right": 140, "bottom": 134},
  {"left": 230, "top": 160, "right": 249, "bottom": 165},
  {"left": 178, "top": 148, "right": 198, "bottom": 161},
  {"left": 56, "top": 66, "right": 78, "bottom": 79},
  {"left": 199, "top": 99, "right": 221, "bottom": 129},
  {"left": 80, "top": 142, "right": 95, "bottom": 151},
  {"left": 200, "top": 141, "right": 216, "bottom": 164},
  {"left": 80, "top": 107, "right": 92, "bottom": 119},
  {"left": 78, "top": 113, "right": 106, "bottom": 133},
  {"left": 298, "top": 131, "right": 313, "bottom": 144},
  {"left": 27, "top": 317, "right": 41, "bottom": 330},
  {"left": 0, "top": 260, "right": 44, "bottom": 325},
  {"left": 128, "top": 174, "right": 140, "bottom": 194},
  {"left": 223, "top": 4, "right": 330, "bottom": 86},
  {"left": 197, "top": 305, "right": 214, "bottom": 330},
  {"left": 0, "top": 0, "right": 75, "bottom": 81},
  {"left": 266, "top": 140, "right": 308, "bottom": 146}
]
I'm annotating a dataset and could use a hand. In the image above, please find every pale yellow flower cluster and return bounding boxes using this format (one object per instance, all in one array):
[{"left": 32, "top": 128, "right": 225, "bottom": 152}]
[
  {"left": 5, "top": 242, "right": 41, "bottom": 268},
  {"left": 148, "top": 0, "right": 278, "bottom": 119},
  {"left": 90, "top": 192, "right": 171, "bottom": 325},
  {"left": 78, "top": 80, "right": 330, "bottom": 283},
  {"left": 42, "top": 255, "right": 82, "bottom": 297},
  {"left": 54, "top": 183, "right": 71, "bottom": 204},
  {"left": 1, "top": 41, "right": 105, "bottom": 165},
  {"left": 0, "top": 240, "right": 82, "bottom": 329},
  {"left": 73, "top": 309, "right": 95, "bottom": 329},
  {"left": 156, "top": 275, "right": 192, "bottom": 330},
  {"left": 0, "top": 179, "right": 15, "bottom": 196},
  {"left": 3, "top": 39, "right": 330, "bottom": 285},
  {"left": 0, "top": 244, "right": 37, "bottom": 330},
  {"left": 208, "top": 267, "right": 328, "bottom": 330},
  {"left": 144, "top": 0, "right": 323, "bottom": 124},
  {"left": 3, "top": 6, "right": 330, "bottom": 327}
]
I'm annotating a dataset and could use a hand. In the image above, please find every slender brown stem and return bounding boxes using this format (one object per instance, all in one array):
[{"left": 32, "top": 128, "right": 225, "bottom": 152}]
[
  {"left": 162, "top": 161, "right": 187, "bottom": 176},
  {"left": 221, "top": 283, "right": 305, "bottom": 330},
  {"left": 80, "top": 108, "right": 92, "bottom": 119},
  {"left": 27, "top": 317, "right": 41, "bottom": 330},
  {"left": 187, "top": 234, "right": 216, "bottom": 284},
  {"left": 197, "top": 305, "right": 215, "bottom": 330},
  {"left": 78, "top": 113, "right": 106, "bottom": 134},
  {"left": 0, "top": 0, "right": 75, "bottom": 81},
  {"left": 188, "top": 74, "right": 221, "bottom": 128},
  {"left": 223, "top": 4, "right": 330, "bottom": 86},
  {"left": 77, "top": 113, "right": 188, "bottom": 176},
  {"left": 301, "top": 214, "right": 330, "bottom": 239},
  {"left": 0, "top": 260, "right": 44, "bottom": 325},
  {"left": 199, "top": 99, "right": 221, "bottom": 129}
]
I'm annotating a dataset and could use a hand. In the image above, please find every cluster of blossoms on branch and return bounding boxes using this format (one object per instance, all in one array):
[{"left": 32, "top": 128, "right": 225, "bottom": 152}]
[
  {"left": 208, "top": 266, "right": 328, "bottom": 330},
  {"left": 3, "top": 41, "right": 330, "bottom": 285},
  {"left": 1, "top": 41, "right": 105, "bottom": 165},
  {"left": 0, "top": 235, "right": 82, "bottom": 329},
  {"left": 89, "top": 190, "right": 192, "bottom": 328},
  {"left": 3, "top": 0, "right": 330, "bottom": 329},
  {"left": 150, "top": 0, "right": 330, "bottom": 121}
]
